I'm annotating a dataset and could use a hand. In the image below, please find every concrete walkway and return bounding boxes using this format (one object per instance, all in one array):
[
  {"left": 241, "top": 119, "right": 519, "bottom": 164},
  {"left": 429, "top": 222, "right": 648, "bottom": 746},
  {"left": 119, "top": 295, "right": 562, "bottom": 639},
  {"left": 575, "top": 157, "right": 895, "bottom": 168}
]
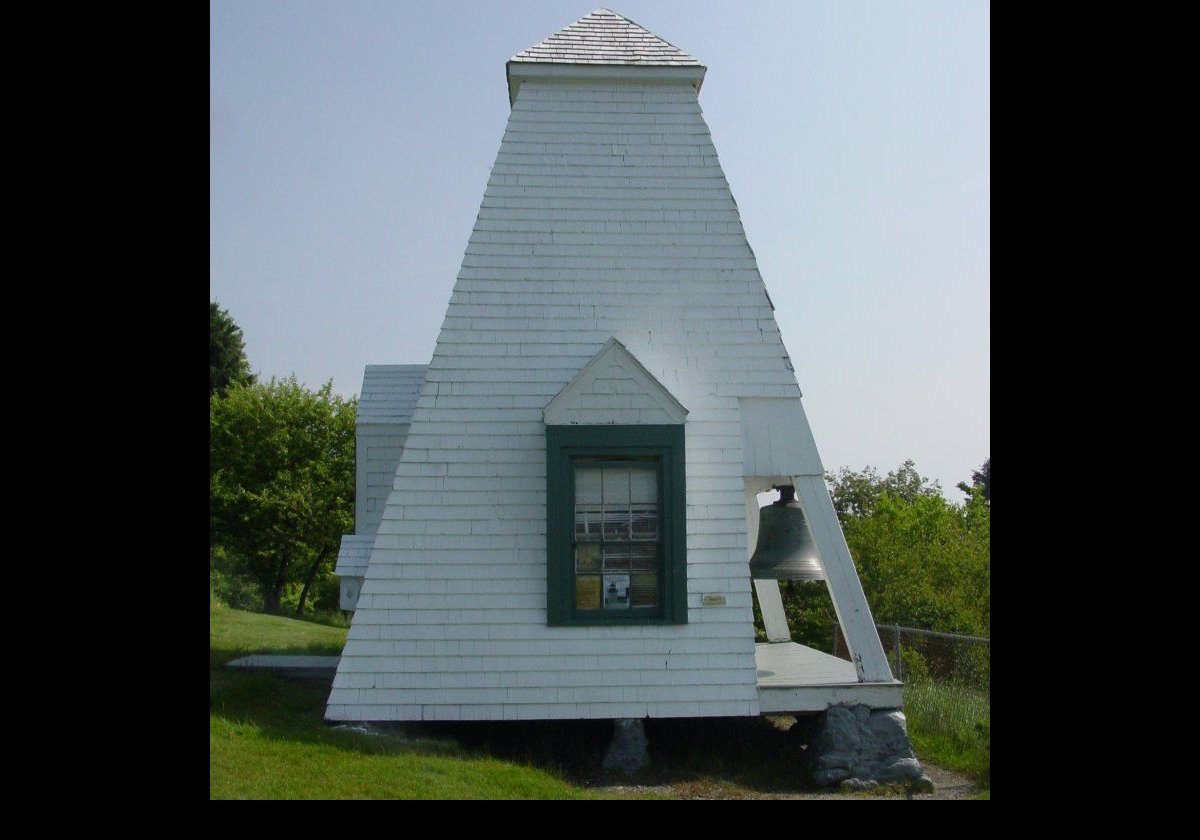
[{"left": 226, "top": 655, "right": 340, "bottom": 679}]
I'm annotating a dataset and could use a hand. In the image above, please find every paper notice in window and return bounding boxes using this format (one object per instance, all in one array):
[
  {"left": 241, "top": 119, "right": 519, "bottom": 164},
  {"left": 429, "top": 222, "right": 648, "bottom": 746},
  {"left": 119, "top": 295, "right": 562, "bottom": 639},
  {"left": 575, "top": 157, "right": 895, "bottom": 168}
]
[{"left": 576, "top": 575, "right": 601, "bottom": 610}]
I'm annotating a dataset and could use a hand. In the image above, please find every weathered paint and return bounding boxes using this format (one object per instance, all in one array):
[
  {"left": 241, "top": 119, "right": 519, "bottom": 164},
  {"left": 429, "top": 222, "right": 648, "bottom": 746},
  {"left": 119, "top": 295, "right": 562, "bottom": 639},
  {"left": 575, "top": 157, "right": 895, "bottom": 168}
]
[
  {"left": 336, "top": 366, "right": 429, "bottom": 611},
  {"left": 334, "top": 534, "right": 373, "bottom": 610},
  {"left": 738, "top": 398, "right": 823, "bottom": 478},
  {"left": 355, "top": 365, "right": 428, "bottom": 535},
  {"left": 758, "top": 683, "right": 904, "bottom": 714},
  {"left": 791, "top": 474, "right": 894, "bottom": 682},
  {"left": 753, "top": 580, "right": 792, "bottom": 643},
  {"left": 543, "top": 337, "right": 687, "bottom": 426},
  {"left": 327, "top": 9, "right": 895, "bottom": 723},
  {"left": 754, "top": 643, "right": 902, "bottom": 712}
]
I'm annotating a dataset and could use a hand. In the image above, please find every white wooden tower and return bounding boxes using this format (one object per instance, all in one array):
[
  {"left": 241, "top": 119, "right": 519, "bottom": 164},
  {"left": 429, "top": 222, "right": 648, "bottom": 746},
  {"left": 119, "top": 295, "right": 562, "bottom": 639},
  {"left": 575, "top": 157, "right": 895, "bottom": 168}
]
[{"left": 327, "top": 8, "right": 898, "bottom": 724}]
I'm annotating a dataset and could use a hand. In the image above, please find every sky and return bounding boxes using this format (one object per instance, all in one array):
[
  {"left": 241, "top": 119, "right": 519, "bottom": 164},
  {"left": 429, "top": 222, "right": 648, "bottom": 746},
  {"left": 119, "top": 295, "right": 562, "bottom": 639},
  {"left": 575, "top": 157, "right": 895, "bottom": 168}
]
[{"left": 210, "top": 0, "right": 989, "bottom": 500}]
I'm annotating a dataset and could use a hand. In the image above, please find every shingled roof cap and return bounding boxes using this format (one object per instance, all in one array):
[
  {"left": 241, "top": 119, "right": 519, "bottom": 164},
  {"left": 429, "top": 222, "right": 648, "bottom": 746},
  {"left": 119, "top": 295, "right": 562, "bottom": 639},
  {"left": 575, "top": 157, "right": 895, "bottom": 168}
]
[{"left": 506, "top": 8, "right": 706, "bottom": 105}]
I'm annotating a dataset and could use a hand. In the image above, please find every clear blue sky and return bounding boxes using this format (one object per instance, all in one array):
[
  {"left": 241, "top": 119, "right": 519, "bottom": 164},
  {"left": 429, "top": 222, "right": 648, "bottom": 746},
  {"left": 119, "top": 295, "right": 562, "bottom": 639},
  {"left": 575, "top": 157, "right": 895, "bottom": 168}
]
[{"left": 210, "top": 0, "right": 989, "bottom": 499}]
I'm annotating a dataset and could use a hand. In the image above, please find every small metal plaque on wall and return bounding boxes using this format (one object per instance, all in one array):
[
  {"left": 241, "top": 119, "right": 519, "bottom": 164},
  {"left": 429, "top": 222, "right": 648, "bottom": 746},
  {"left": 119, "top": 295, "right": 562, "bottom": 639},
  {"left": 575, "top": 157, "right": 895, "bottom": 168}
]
[{"left": 702, "top": 594, "right": 726, "bottom": 606}]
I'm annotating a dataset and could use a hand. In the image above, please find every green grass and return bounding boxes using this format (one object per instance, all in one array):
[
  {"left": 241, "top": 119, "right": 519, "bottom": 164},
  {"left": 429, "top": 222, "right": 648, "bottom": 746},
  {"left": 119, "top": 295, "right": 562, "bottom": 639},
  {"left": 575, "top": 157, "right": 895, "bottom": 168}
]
[
  {"left": 904, "top": 680, "right": 990, "bottom": 793},
  {"left": 212, "top": 603, "right": 986, "bottom": 798},
  {"left": 210, "top": 605, "right": 609, "bottom": 799},
  {"left": 209, "top": 602, "right": 347, "bottom": 665}
]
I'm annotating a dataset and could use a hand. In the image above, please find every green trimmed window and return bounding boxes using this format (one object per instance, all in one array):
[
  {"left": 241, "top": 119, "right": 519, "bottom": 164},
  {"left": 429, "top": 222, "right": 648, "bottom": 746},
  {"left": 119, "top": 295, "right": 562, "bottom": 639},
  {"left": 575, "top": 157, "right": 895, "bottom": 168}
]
[{"left": 546, "top": 425, "right": 687, "bottom": 625}]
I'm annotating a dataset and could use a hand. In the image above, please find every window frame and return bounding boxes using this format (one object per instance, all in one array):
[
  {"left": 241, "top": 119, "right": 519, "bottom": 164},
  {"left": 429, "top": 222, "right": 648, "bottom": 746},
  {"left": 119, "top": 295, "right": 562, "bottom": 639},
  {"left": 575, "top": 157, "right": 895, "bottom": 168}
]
[{"left": 546, "top": 424, "right": 687, "bottom": 626}]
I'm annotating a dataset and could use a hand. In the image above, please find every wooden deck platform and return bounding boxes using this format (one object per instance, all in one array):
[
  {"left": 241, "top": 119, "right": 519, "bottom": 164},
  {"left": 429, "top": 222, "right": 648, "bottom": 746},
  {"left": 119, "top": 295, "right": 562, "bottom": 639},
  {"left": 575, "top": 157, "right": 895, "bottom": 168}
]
[
  {"left": 227, "top": 646, "right": 902, "bottom": 714},
  {"left": 755, "top": 642, "right": 903, "bottom": 713}
]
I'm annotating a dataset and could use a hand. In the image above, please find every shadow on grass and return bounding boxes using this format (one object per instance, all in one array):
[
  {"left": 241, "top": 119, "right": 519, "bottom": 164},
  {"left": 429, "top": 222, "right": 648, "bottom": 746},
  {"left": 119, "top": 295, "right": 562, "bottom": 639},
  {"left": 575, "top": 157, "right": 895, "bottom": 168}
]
[
  {"left": 210, "top": 662, "right": 821, "bottom": 794},
  {"left": 210, "top": 667, "right": 465, "bottom": 759},
  {"left": 211, "top": 606, "right": 827, "bottom": 794},
  {"left": 416, "top": 714, "right": 819, "bottom": 795}
]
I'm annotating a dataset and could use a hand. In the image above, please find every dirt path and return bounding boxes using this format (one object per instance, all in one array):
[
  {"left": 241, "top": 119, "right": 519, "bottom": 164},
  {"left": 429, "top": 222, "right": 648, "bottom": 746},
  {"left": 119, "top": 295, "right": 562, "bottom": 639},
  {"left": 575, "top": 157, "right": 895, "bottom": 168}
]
[{"left": 595, "top": 762, "right": 979, "bottom": 800}]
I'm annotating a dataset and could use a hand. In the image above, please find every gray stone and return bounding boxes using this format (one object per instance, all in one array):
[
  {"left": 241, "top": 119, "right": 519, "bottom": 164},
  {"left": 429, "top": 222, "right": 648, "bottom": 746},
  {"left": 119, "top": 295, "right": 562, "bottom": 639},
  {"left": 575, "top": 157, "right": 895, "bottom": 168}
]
[
  {"left": 877, "top": 757, "right": 924, "bottom": 784},
  {"left": 911, "top": 774, "right": 935, "bottom": 793},
  {"left": 813, "top": 767, "right": 851, "bottom": 785},
  {"left": 602, "top": 718, "right": 650, "bottom": 774},
  {"left": 806, "top": 704, "right": 930, "bottom": 790},
  {"left": 816, "top": 753, "right": 852, "bottom": 769},
  {"left": 840, "top": 778, "right": 879, "bottom": 792}
]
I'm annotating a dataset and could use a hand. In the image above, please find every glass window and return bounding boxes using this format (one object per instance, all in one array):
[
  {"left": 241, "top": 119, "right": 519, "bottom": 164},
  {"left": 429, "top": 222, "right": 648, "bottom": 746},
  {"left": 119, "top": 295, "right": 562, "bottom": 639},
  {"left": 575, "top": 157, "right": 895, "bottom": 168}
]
[
  {"left": 545, "top": 424, "right": 687, "bottom": 626},
  {"left": 573, "top": 463, "right": 660, "bottom": 612}
]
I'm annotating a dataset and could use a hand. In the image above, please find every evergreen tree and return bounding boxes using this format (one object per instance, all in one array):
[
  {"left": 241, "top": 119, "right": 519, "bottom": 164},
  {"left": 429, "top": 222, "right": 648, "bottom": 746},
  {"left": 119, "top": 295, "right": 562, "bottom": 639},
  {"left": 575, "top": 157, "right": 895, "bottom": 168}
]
[{"left": 210, "top": 301, "right": 254, "bottom": 396}]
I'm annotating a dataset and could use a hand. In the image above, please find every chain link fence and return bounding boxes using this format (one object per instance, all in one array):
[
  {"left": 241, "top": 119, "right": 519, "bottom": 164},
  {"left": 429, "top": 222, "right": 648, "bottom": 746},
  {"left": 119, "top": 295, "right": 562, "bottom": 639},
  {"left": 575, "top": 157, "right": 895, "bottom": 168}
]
[
  {"left": 832, "top": 623, "right": 989, "bottom": 690},
  {"left": 833, "top": 622, "right": 989, "bottom": 753}
]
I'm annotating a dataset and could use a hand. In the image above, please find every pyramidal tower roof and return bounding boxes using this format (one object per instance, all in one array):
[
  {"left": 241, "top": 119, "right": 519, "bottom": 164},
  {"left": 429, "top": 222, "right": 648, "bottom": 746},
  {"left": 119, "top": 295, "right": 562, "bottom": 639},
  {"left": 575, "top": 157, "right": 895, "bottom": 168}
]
[
  {"left": 506, "top": 8, "right": 706, "bottom": 104},
  {"left": 510, "top": 8, "right": 702, "bottom": 66}
]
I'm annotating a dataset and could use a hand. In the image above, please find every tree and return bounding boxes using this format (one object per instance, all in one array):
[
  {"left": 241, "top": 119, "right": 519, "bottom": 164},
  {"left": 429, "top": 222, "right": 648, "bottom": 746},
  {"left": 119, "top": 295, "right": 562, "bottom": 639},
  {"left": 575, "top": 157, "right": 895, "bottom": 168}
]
[
  {"left": 210, "top": 301, "right": 255, "bottom": 397},
  {"left": 957, "top": 458, "right": 990, "bottom": 505},
  {"left": 841, "top": 490, "right": 990, "bottom": 636},
  {"left": 825, "top": 459, "right": 942, "bottom": 522},
  {"left": 210, "top": 377, "right": 356, "bottom": 615},
  {"left": 770, "top": 460, "right": 988, "bottom": 650}
]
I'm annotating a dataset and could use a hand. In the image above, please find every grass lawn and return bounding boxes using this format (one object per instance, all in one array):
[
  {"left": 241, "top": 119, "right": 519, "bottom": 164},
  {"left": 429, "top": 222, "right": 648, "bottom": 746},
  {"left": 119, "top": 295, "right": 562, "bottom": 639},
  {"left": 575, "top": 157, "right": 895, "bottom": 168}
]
[
  {"left": 211, "top": 603, "right": 986, "bottom": 799},
  {"left": 210, "top": 604, "right": 610, "bottom": 799},
  {"left": 904, "top": 680, "right": 990, "bottom": 794}
]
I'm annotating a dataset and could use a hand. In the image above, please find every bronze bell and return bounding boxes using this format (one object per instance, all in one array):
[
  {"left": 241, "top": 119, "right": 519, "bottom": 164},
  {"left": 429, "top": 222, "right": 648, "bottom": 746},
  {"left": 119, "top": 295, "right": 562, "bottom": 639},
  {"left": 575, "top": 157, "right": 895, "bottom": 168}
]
[{"left": 749, "top": 485, "right": 825, "bottom": 580}]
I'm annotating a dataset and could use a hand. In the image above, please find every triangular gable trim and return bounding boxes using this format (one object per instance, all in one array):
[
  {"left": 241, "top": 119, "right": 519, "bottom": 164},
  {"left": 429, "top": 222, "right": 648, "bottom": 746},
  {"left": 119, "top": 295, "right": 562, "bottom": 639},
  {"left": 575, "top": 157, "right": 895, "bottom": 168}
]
[{"left": 544, "top": 337, "right": 688, "bottom": 425}]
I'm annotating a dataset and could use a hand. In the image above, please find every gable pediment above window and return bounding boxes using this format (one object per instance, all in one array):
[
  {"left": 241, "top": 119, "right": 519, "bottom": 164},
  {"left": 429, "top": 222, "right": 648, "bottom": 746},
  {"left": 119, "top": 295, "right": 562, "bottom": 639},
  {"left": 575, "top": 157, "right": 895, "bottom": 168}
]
[{"left": 543, "top": 338, "right": 688, "bottom": 426}]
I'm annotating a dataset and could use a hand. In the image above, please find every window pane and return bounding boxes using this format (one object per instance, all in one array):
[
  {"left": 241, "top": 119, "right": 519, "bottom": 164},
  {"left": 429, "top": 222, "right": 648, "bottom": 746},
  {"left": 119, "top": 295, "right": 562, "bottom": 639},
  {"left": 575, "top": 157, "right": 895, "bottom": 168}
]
[
  {"left": 576, "top": 575, "right": 601, "bottom": 610},
  {"left": 575, "top": 468, "right": 602, "bottom": 504},
  {"left": 602, "top": 468, "right": 631, "bottom": 505},
  {"left": 602, "top": 506, "right": 630, "bottom": 541},
  {"left": 631, "top": 572, "right": 658, "bottom": 607},
  {"left": 575, "top": 543, "right": 601, "bottom": 573},
  {"left": 629, "top": 545, "right": 657, "bottom": 570},
  {"left": 631, "top": 507, "right": 657, "bottom": 540},
  {"left": 575, "top": 504, "right": 602, "bottom": 540},
  {"left": 602, "top": 544, "right": 632, "bottom": 572},
  {"left": 630, "top": 467, "right": 656, "bottom": 503}
]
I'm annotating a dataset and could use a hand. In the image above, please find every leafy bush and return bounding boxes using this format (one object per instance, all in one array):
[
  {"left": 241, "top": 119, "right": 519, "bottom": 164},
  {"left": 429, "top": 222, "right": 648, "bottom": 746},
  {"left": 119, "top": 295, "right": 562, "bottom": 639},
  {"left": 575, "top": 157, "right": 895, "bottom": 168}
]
[
  {"left": 210, "top": 549, "right": 263, "bottom": 611},
  {"left": 210, "top": 377, "right": 356, "bottom": 615},
  {"left": 838, "top": 478, "right": 989, "bottom": 638},
  {"left": 760, "top": 463, "right": 989, "bottom": 650},
  {"left": 899, "top": 647, "right": 931, "bottom": 684}
]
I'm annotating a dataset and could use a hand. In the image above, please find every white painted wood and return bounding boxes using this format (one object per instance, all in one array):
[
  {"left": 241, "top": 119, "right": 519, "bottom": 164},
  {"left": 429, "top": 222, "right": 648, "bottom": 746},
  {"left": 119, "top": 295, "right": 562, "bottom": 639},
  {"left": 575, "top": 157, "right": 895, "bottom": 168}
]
[
  {"left": 790, "top": 474, "right": 894, "bottom": 683},
  {"left": 353, "top": 365, "right": 427, "bottom": 535},
  {"left": 754, "top": 641, "right": 859, "bottom": 685},
  {"left": 738, "top": 397, "right": 824, "bottom": 477},
  {"left": 758, "top": 683, "right": 904, "bottom": 714},
  {"left": 356, "top": 365, "right": 428, "bottom": 425},
  {"left": 339, "top": 577, "right": 363, "bottom": 612},
  {"left": 356, "top": 425, "right": 409, "bottom": 537},
  {"left": 335, "top": 535, "right": 374, "bottom": 610},
  {"left": 753, "top": 581, "right": 792, "bottom": 643},
  {"left": 334, "top": 535, "right": 373, "bottom": 577},
  {"left": 329, "top": 10, "right": 874, "bottom": 723},
  {"left": 508, "top": 64, "right": 706, "bottom": 105},
  {"left": 543, "top": 337, "right": 688, "bottom": 425},
  {"left": 754, "top": 644, "right": 904, "bottom": 714}
]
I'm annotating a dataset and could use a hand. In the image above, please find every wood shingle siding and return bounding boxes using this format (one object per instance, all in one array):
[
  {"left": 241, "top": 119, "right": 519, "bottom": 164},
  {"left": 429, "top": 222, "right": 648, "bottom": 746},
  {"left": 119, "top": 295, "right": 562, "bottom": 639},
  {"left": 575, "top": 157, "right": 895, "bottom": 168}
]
[
  {"left": 328, "top": 71, "right": 792, "bottom": 721},
  {"left": 354, "top": 365, "right": 428, "bottom": 536},
  {"left": 328, "top": 11, "right": 894, "bottom": 723}
]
